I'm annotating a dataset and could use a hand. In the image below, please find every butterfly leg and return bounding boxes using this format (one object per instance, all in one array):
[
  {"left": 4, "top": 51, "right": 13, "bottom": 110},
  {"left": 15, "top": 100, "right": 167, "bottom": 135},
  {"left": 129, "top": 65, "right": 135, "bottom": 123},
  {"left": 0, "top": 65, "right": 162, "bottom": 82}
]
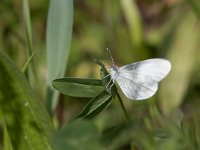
[
  {"left": 105, "top": 78, "right": 112, "bottom": 89},
  {"left": 109, "top": 79, "right": 115, "bottom": 91},
  {"left": 103, "top": 74, "right": 110, "bottom": 79}
]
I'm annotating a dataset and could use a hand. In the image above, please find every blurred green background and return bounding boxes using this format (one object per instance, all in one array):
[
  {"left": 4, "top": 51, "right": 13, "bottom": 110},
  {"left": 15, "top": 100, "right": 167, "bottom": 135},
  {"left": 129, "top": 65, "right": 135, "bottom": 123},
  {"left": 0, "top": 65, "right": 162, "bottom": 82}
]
[{"left": 1, "top": 0, "right": 200, "bottom": 149}]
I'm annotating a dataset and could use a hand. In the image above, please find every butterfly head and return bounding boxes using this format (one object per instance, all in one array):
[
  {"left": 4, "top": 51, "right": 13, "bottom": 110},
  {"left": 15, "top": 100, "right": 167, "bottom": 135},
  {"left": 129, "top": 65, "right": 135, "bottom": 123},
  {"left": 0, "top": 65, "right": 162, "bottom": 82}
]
[
  {"left": 110, "top": 65, "right": 119, "bottom": 79},
  {"left": 106, "top": 48, "right": 119, "bottom": 79}
]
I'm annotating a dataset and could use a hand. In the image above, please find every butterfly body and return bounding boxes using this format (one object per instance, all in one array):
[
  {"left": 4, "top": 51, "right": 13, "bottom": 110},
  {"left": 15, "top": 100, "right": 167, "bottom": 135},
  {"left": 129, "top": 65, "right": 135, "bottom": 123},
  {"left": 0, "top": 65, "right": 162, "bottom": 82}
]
[
  {"left": 109, "top": 58, "right": 171, "bottom": 100},
  {"left": 110, "top": 65, "right": 119, "bottom": 79}
]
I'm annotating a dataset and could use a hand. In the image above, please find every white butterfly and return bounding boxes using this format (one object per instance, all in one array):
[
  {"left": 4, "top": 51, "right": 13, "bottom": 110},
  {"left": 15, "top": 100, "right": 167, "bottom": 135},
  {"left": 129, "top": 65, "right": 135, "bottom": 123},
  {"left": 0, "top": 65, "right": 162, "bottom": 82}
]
[{"left": 108, "top": 57, "right": 171, "bottom": 100}]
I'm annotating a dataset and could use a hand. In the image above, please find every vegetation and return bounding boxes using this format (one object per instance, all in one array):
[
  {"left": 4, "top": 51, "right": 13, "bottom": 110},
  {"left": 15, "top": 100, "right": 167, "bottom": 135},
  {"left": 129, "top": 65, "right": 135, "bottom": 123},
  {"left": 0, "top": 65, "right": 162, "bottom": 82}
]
[{"left": 0, "top": 0, "right": 200, "bottom": 149}]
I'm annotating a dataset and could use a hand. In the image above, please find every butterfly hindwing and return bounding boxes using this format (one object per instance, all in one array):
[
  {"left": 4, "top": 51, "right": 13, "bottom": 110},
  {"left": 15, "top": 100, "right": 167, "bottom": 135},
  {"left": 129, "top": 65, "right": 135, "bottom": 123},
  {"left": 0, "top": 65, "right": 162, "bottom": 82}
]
[{"left": 116, "top": 75, "right": 158, "bottom": 100}]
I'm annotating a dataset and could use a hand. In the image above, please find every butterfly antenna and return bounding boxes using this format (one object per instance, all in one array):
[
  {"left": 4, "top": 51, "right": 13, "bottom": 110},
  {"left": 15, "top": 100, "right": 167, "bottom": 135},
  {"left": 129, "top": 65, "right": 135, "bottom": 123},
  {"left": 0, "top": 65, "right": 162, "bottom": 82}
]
[{"left": 106, "top": 48, "right": 115, "bottom": 65}]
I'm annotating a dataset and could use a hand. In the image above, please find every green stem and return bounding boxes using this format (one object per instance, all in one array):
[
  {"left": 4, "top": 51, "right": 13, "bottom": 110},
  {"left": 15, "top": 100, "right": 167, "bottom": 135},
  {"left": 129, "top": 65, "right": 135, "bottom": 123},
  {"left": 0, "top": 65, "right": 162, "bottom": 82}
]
[{"left": 116, "top": 93, "right": 130, "bottom": 122}]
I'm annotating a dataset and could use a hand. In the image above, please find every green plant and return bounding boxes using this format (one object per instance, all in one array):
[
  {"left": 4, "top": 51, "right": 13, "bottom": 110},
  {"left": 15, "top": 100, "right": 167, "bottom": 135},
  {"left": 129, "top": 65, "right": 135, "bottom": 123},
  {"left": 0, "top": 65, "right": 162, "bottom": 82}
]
[{"left": 1, "top": 0, "right": 200, "bottom": 150}]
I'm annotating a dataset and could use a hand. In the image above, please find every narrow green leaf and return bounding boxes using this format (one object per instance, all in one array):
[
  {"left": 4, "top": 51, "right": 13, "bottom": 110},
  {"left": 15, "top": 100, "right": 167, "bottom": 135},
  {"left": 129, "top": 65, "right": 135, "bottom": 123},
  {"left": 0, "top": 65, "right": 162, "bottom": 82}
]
[
  {"left": 3, "top": 124, "right": 13, "bottom": 150},
  {"left": 53, "top": 77, "right": 104, "bottom": 98},
  {"left": 120, "top": 0, "right": 143, "bottom": 47},
  {"left": 46, "top": 0, "right": 73, "bottom": 113},
  {"left": 22, "top": 0, "right": 35, "bottom": 83},
  {"left": 159, "top": 12, "right": 200, "bottom": 115},
  {"left": 23, "top": 0, "right": 33, "bottom": 55},
  {"left": 74, "top": 90, "right": 112, "bottom": 119},
  {"left": 0, "top": 52, "right": 54, "bottom": 150},
  {"left": 53, "top": 120, "right": 102, "bottom": 150},
  {"left": 22, "top": 52, "right": 34, "bottom": 73}
]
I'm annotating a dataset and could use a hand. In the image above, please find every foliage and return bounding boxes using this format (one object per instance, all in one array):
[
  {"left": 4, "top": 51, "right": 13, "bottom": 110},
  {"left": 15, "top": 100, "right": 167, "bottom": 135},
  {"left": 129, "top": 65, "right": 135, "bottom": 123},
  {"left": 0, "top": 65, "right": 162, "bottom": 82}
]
[{"left": 1, "top": 0, "right": 200, "bottom": 149}]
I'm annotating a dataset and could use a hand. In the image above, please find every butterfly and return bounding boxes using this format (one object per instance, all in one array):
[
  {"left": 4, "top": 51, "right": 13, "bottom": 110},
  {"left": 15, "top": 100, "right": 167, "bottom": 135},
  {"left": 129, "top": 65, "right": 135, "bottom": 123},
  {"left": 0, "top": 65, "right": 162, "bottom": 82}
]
[{"left": 106, "top": 49, "right": 171, "bottom": 100}]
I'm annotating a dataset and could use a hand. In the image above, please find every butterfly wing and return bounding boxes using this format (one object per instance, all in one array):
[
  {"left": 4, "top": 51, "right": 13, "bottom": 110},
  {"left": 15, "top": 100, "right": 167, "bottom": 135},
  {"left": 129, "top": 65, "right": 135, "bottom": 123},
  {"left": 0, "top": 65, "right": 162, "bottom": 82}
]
[
  {"left": 116, "top": 77, "right": 158, "bottom": 100},
  {"left": 115, "top": 58, "right": 171, "bottom": 100}
]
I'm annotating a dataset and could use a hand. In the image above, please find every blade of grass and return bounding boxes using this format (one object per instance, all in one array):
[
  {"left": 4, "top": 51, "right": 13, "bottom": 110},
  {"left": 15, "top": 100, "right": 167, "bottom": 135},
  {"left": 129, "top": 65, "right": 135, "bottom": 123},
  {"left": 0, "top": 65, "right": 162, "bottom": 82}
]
[
  {"left": 22, "top": 0, "right": 35, "bottom": 83},
  {"left": 23, "top": 0, "right": 33, "bottom": 55},
  {"left": 22, "top": 52, "right": 34, "bottom": 73},
  {"left": 0, "top": 52, "right": 54, "bottom": 150},
  {"left": 3, "top": 124, "right": 13, "bottom": 150},
  {"left": 159, "top": 11, "right": 200, "bottom": 115},
  {"left": 46, "top": 0, "right": 73, "bottom": 114},
  {"left": 120, "top": 0, "right": 143, "bottom": 48}
]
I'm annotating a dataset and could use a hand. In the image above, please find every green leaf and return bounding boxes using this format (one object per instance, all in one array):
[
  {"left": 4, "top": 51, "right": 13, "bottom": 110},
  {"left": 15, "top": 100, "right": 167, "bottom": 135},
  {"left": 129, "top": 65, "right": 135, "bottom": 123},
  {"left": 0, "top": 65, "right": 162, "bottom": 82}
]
[
  {"left": 22, "top": 0, "right": 35, "bottom": 83},
  {"left": 94, "top": 59, "right": 117, "bottom": 98},
  {"left": 22, "top": 52, "right": 34, "bottom": 73},
  {"left": 74, "top": 90, "right": 112, "bottom": 119},
  {"left": 53, "top": 120, "right": 102, "bottom": 150},
  {"left": 46, "top": 0, "right": 73, "bottom": 113},
  {"left": 3, "top": 124, "right": 13, "bottom": 150},
  {"left": 0, "top": 52, "right": 54, "bottom": 150},
  {"left": 23, "top": 0, "right": 33, "bottom": 55},
  {"left": 53, "top": 77, "right": 104, "bottom": 98},
  {"left": 120, "top": 0, "right": 143, "bottom": 47},
  {"left": 159, "top": 11, "right": 200, "bottom": 115}
]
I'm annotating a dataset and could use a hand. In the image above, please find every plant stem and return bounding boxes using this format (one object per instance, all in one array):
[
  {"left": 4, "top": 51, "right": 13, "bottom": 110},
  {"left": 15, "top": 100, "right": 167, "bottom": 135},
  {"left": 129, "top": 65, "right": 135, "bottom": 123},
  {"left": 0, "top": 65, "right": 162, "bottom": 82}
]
[{"left": 116, "top": 93, "right": 130, "bottom": 122}]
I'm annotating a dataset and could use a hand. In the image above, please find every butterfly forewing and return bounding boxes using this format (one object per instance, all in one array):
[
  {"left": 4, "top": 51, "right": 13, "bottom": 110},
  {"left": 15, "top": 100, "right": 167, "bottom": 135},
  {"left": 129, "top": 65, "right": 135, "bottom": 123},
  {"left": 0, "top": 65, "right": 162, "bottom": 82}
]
[
  {"left": 114, "top": 58, "right": 171, "bottom": 100},
  {"left": 119, "top": 58, "right": 171, "bottom": 82}
]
